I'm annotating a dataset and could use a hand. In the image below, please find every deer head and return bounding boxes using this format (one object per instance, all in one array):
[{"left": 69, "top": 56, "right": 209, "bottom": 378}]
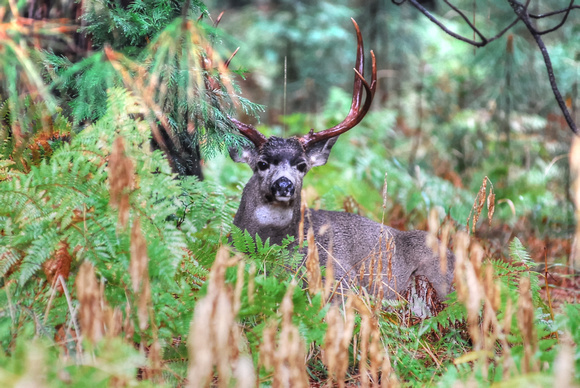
[{"left": 229, "top": 19, "right": 377, "bottom": 209}]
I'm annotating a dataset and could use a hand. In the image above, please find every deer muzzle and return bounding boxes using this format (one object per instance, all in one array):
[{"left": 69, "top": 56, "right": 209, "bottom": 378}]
[{"left": 271, "top": 177, "right": 295, "bottom": 201}]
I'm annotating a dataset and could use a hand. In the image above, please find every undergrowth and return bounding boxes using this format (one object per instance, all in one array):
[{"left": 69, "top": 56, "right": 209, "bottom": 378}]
[{"left": 1, "top": 91, "right": 578, "bottom": 385}]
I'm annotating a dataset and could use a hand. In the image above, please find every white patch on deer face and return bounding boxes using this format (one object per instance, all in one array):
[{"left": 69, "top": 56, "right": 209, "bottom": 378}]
[
  {"left": 270, "top": 162, "right": 295, "bottom": 184},
  {"left": 254, "top": 204, "right": 293, "bottom": 227}
]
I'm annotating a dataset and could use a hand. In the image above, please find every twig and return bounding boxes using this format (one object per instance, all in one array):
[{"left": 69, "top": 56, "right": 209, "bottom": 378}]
[
  {"left": 529, "top": 4, "right": 579, "bottom": 19},
  {"left": 536, "top": 0, "right": 576, "bottom": 35},
  {"left": 507, "top": 0, "right": 578, "bottom": 134},
  {"left": 392, "top": 0, "right": 579, "bottom": 134},
  {"left": 393, "top": 0, "right": 521, "bottom": 47},
  {"left": 43, "top": 275, "right": 60, "bottom": 325},
  {"left": 58, "top": 275, "right": 83, "bottom": 362},
  {"left": 403, "top": 0, "right": 484, "bottom": 46},
  {"left": 543, "top": 247, "right": 558, "bottom": 340},
  {"left": 5, "top": 281, "right": 16, "bottom": 327},
  {"left": 443, "top": 0, "right": 486, "bottom": 42}
]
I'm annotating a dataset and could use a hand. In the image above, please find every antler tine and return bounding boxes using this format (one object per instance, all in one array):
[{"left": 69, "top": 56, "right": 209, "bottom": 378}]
[
  {"left": 200, "top": 12, "right": 267, "bottom": 148},
  {"left": 350, "top": 18, "right": 365, "bottom": 115},
  {"left": 298, "top": 18, "right": 377, "bottom": 148},
  {"left": 230, "top": 118, "right": 268, "bottom": 148}
]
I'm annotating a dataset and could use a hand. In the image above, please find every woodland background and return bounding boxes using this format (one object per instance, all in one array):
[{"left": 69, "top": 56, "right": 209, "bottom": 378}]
[{"left": 0, "top": 0, "right": 579, "bottom": 386}]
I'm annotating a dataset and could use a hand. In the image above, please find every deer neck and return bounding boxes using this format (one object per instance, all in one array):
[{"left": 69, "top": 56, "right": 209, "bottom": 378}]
[{"left": 234, "top": 175, "right": 302, "bottom": 245}]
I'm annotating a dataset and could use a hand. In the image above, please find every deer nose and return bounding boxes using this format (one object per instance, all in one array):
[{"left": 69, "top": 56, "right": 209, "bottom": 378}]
[{"left": 271, "top": 177, "right": 295, "bottom": 198}]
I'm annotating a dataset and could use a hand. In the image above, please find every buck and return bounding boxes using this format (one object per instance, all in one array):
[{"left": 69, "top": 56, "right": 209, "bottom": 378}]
[{"left": 229, "top": 19, "right": 455, "bottom": 301}]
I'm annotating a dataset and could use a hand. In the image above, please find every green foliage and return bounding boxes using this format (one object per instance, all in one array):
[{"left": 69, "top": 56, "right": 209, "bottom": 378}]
[
  {"left": 136, "top": 17, "right": 263, "bottom": 159},
  {"left": 45, "top": 52, "right": 119, "bottom": 125},
  {"left": 230, "top": 226, "right": 302, "bottom": 275},
  {"left": 214, "top": 0, "right": 361, "bottom": 106},
  {"left": 0, "top": 39, "right": 57, "bottom": 161},
  {"left": 558, "top": 304, "right": 580, "bottom": 380},
  {"left": 380, "top": 241, "right": 577, "bottom": 385},
  {"left": 229, "top": 227, "right": 328, "bottom": 358},
  {"left": 0, "top": 336, "right": 150, "bottom": 386},
  {"left": 44, "top": 4, "right": 262, "bottom": 166},
  {"left": 81, "top": 0, "right": 206, "bottom": 53},
  {"left": 0, "top": 88, "right": 229, "bottom": 347}
]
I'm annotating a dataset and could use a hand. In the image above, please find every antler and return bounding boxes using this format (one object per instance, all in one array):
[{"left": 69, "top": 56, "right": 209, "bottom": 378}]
[
  {"left": 229, "top": 117, "right": 267, "bottom": 146},
  {"left": 208, "top": 16, "right": 375, "bottom": 149},
  {"left": 297, "top": 18, "right": 377, "bottom": 148},
  {"left": 203, "top": 12, "right": 267, "bottom": 148},
  {"left": 223, "top": 52, "right": 266, "bottom": 147}
]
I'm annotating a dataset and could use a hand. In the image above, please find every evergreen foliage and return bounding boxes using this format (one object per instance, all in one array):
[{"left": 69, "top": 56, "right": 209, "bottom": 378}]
[
  {"left": 43, "top": 0, "right": 262, "bottom": 177},
  {"left": 80, "top": 0, "right": 205, "bottom": 53}
]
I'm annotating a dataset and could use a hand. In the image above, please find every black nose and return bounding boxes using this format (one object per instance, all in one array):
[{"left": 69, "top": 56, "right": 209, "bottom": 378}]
[{"left": 271, "top": 177, "right": 295, "bottom": 197}]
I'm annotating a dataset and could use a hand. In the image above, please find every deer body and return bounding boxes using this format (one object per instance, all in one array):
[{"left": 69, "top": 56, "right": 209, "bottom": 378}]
[
  {"left": 228, "top": 19, "right": 455, "bottom": 300},
  {"left": 232, "top": 137, "right": 455, "bottom": 299}
]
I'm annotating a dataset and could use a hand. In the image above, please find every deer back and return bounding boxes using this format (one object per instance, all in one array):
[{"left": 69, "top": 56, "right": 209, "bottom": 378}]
[{"left": 305, "top": 209, "right": 455, "bottom": 299}]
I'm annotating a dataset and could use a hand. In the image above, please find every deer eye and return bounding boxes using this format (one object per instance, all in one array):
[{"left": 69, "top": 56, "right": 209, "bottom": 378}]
[
  {"left": 296, "top": 163, "right": 307, "bottom": 173},
  {"left": 257, "top": 161, "right": 269, "bottom": 171}
]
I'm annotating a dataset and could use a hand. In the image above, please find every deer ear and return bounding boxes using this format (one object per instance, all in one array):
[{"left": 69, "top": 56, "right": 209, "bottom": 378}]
[
  {"left": 305, "top": 137, "right": 339, "bottom": 167},
  {"left": 229, "top": 143, "right": 257, "bottom": 164}
]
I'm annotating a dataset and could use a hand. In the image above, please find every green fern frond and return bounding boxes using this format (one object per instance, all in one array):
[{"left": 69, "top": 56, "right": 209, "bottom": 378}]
[
  {"left": 17, "top": 226, "right": 60, "bottom": 285},
  {"left": 509, "top": 237, "right": 535, "bottom": 267},
  {"left": 421, "top": 293, "right": 466, "bottom": 333},
  {"left": 0, "top": 246, "right": 22, "bottom": 278}
]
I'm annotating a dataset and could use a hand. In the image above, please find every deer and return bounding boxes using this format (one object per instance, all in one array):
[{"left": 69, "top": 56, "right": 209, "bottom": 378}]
[{"left": 228, "top": 19, "right": 455, "bottom": 302}]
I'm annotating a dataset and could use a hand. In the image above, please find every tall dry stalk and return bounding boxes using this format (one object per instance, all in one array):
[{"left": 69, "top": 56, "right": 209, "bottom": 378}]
[
  {"left": 276, "top": 282, "right": 310, "bottom": 387},
  {"left": 108, "top": 136, "right": 135, "bottom": 229},
  {"left": 426, "top": 208, "right": 451, "bottom": 274},
  {"left": 76, "top": 261, "right": 135, "bottom": 350},
  {"left": 352, "top": 296, "right": 386, "bottom": 388},
  {"left": 554, "top": 335, "right": 575, "bottom": 388},
  {"left": 380, "top": 349, "right": 398, "bottom": 388},
  {"left": 453, "top": 231, "right": 483, "bottom": 350},
  {"left": 324, "top": 297, "right": 355, "bottom": 388},
  {"left": 129, "top": 217, "right": 151, "bottom": 331},
  {"left": 466, "top": 176, "right": 495, "bottom": 234},
  {"left": 186, "top": 247, "right": 255, "bottom": 388},
  {"left": 305, "top": 226, "right": 322, "bottom": 295},
  {"left": 453, "top": 228, "right": 519, "bottom": 379},
  {"left": 259, "top": 282, "right": 310, "bottom": 387},
  {"left": 76, "top": 261, "right": 104, "bottom": 344},
  {"left": 517, "top": 276, "right": 538, "bottom": 373},
  {"left": 129, "top": 217, "right": 164, "bottom": 380}
]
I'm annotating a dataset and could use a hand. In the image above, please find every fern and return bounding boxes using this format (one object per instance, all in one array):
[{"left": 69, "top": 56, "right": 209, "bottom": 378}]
[
  {"left": 0, "top": 88, "right": 240, "bottom": 351},
  {"left": 420, "top": 291, "right": 467, "bottom": 333},
  {"left": 230, "top": 227, "right": 303, "bottom": 277},
  {"left": 509, "top": 237, "right": 535, "bottom": 267}
]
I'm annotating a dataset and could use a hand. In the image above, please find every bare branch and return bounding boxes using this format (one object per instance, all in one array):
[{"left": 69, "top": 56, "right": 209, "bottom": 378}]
[
  {"left": 442, "top": 0, "right": 487, "bottom": 42},
  {"left": 488, "top": 17, "right": 521, "bottom": 42},
  {"left": 537, "top": 0, "right": 576, "bottom": 35},
  {"left": 529, "top": 4, "right": 579, "bottom": 19},
  {"left": 507, "top": 0, "right": 578, "bottom": 134},
  {"left": 397, "top": 0, "right": 483, "bottom": 46},
  {"left": 393, "top": 0, "right": 578, "bottom": 134},
  {"left": 392, "top": 0, "right": 519, "bottom": 48}
]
